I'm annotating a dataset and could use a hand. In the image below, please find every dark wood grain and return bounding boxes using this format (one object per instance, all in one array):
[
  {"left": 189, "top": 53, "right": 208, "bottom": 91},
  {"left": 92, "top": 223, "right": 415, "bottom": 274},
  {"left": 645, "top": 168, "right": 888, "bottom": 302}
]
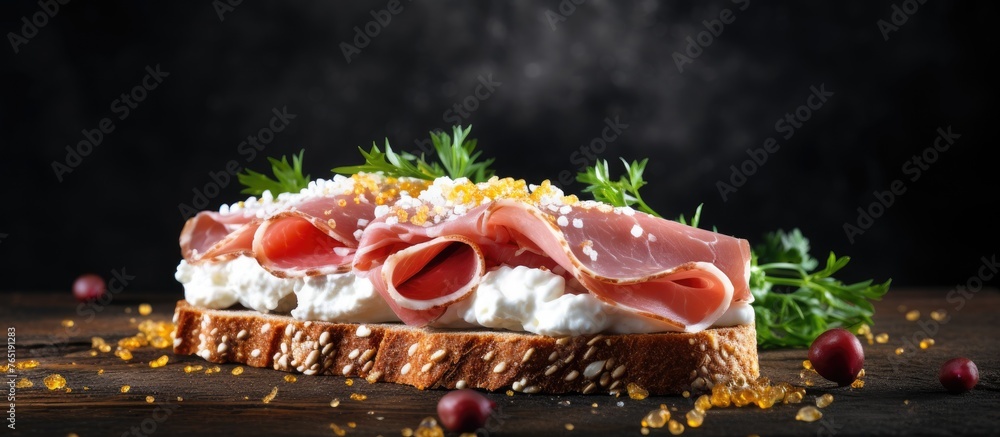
[{"left": 3, "top": 288, "right": 999, "bottom": 436}]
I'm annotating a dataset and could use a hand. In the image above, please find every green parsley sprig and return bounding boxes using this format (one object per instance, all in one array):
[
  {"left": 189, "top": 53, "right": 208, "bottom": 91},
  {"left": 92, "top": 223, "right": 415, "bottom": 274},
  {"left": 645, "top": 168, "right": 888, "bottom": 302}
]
[
  {"left": 332, "top": 125, "right": 495, "bottom": 183},
  {"left": 576, "top": 159, "right": 890, "bottom": 349},
  {"left": 237, "top": 149, "right": 311, "bottom": 196},
  {"left": 576, "top": 158, "right": 659, "bottom": 217}
]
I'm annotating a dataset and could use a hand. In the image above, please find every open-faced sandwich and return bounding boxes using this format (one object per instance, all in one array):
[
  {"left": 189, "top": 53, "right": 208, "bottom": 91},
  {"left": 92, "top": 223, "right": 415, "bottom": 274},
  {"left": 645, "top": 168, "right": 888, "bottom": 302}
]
[{"left": 172, "top": 126, "right": 886, "bottom": 395}]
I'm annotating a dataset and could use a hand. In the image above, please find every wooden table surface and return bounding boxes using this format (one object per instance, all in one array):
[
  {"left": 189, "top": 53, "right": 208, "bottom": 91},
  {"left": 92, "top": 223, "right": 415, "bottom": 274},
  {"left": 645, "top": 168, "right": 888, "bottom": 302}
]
[{"left": 2, "top": 288, "right": 998, "bottom": 436}]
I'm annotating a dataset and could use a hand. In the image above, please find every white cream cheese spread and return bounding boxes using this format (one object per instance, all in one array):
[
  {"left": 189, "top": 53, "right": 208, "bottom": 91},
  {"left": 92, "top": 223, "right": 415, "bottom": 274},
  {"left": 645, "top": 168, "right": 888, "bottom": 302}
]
[{"left": 176, "top": 257, "right": 754, "bottom": 335}]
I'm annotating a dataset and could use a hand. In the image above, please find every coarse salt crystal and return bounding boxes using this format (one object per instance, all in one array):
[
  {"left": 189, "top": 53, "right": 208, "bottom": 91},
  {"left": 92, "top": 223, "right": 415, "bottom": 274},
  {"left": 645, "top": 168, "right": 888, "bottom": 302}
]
[
  {"left": 631, "top": 224, "right": 643, "bottom": 238},
  {"left": 557, "top": 216, "right": 569, "bottom": 227},
  {"left": 572, "top": 218, "right": 583, "bottom": 228}
]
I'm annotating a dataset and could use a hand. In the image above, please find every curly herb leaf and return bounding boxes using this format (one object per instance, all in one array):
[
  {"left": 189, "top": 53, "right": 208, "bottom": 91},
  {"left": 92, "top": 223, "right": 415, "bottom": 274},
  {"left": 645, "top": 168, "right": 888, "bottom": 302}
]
[
  {"left": 332, "top": 125, "right": 494, "bottom": 183},
  {"left": 576, "top": 158, "right": 660, "bottom": 217},
  {"left": 237, "top": 149, "right": 311, "bottom": 196},
  {"left": 751, "top": 230, "right": 891, "bottom": 349}
]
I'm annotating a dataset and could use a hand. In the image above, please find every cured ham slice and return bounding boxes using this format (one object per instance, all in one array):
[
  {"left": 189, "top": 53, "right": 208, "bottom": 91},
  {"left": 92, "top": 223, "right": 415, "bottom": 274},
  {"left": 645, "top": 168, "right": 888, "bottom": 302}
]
[
  {"left": 354, "top": 198, "right": 751, "bottom": 332},
  {"left": 179, "top": 174, "right": 423, "bottom": 275},
  {"left": 367, "top": 236, "right": 485, "bottom": 325},
  {"left": 179, "top": 210, "right": 259, "bottom": 263},
  {"left": 253, "top": 195, "right": 375, "bottom": 277}
]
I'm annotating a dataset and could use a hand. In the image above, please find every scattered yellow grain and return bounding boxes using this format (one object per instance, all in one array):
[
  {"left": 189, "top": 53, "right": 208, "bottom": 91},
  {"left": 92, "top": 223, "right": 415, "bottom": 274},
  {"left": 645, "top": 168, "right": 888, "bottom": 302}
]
[
  {"left": 802, "top": 360, "right": 812, "bottom": 370},
  {"left": 796, "top": 406, "right": 823, "bottom": 422},
  {"left": 564, "top": 423, "right": 575, "bottom": 431},
  {"left": 148, "top": 355, "right": 169, "bottom": 368},
  {"left": 401, "top": 428, "right": 414, "bottom": 437},
  {"left": 416, "top": 417, "right": 443, "bottom": 437},
  {"left": 43, "top": 374, "right": 66, "bottom": 390},
  {"left": 930, "top": 309, "right": 948, "bottom": 321},
  {"left": 641, "top": 408, "right": 670, "bottom": 428},
  {"left": 145, "top": 395, "right": 155, "bottom": 404},
  {"left": 150, "top": 336, "right": 171, "bottom": 349},
  {"left": 851, "top": 379, "right": 865, "bottom": 389},
  {"left": 919, "top": 338, "right": 935, "bottom": 349},
  {"left": 506, "top": 390, "right": 514, "bottom": 396},
  {"left": 115, "top": 348, "right": 133, "bottom": 361},
  {"left": 695, "top": 394, "right": 712, "bottom": 412},
  {"left": 627, "top": 382, "right": 649, "bottom": 400},
  {"left": 667, "top": 419, "right": 684, "bottom": 435},
  {"left": 283, "top": 374, "right": 297, "bottom": 383},
  {"left": 895, "top": 347, "right": 905, "bottom": 355},
  {"left": 231, "top": 366, "right": 244, "bottom": 376},
  {"left": 350, "top": 393, "right": 367, "bottom": 401},
  {"left": 682, "top": 390, "right": 690, "bottom": 398},
  {"left": 345, "top": 378, "right": 354, "bottom": 386},
  {"left": 138, "top": 303, "right": 153, "bottom": 316},
  {"left": 330, "top": 398, "right": 341, "bottom": 407},
  {"left": 61, "top": 319, "right": 74, "bottom": 328},
  {"left": 184, "top": 365, "right": 204, "bottom": 373},
  {"left": 905, "top": 310, "right": 920, "bottom": 321},
  {"left": 97, "top": 369, "right": 104, "bottom": 375},
  {"left": 262, "top": 386, "right": 278, "bottom": 404},
  {"left": 685, "top": 409, "right": 704, "bottom": 428},
  {"left": 875, "top": 333, "right": 889, "bottom": 344},
  {"left": 121, "top": 385, "right": 131, "bottom": 393},
  {"left": 816, "top": 393, "right": 834, "bottom": 408},
  {"left": 641, "top": 428, "right": 650, "bottom": 436},
  {"left": 15, "top": 378, "right": 32, "bottom": 388},
  {"left": 329, "top": 423, "right": 346, "bottom": 436},
  {"left": 16, "top": 360, "right": 39, "bottom": 370}
]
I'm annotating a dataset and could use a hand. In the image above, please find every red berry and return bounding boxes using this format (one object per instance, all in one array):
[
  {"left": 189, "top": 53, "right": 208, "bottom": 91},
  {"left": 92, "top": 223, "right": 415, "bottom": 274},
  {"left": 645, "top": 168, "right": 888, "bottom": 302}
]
[
  {"left": 436, "top": 389, "right": 495, "bottom": 432},
  {"left": 939, "top": 357, "right": 978, "bottom": 394},
  {"left": 73, "top": 273, "right": 106, "bottom": 302},
  {"left": 808, "top": 328, "right": 865, "bottom": 386}
]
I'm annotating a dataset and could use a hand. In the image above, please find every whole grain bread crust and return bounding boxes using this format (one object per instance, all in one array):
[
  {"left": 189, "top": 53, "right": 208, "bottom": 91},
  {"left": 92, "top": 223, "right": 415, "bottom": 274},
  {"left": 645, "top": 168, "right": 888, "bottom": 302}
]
[{"left": 172, "top": 300, "right": 759, "bottom": 395}]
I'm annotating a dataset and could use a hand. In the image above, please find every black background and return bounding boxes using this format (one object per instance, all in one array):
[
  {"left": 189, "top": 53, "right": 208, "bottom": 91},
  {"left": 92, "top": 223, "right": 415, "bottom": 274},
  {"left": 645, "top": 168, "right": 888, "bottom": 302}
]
[{"left": 1, "top": 1, "right": 997, "bottom": 294}]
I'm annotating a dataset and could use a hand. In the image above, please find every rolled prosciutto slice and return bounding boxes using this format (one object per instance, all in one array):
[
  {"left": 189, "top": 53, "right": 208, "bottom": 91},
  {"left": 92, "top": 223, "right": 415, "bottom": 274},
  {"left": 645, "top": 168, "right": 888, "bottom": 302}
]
[
  {"left": 355, "top": 198, "right": 751, "bottom": 332},
  {"left": 179, "top": 210, "right": 260, "bottom": 263},
  {"left": 367, "top": 236, "right": 485, "bottom": 325},
  {"left": 253, "top": 194, "right": 377, "bottom": 277}
]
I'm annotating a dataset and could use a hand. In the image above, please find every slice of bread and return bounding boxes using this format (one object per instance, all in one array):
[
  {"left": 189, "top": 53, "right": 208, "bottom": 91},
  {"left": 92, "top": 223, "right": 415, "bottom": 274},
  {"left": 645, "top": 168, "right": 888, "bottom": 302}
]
[{"left": 171, "top": 300, "right": 759, "bottom": 395}]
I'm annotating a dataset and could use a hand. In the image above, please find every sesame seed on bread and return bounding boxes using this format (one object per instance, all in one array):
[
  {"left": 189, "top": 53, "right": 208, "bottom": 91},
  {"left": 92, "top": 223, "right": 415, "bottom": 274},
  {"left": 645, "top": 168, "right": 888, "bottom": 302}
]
[{"left": 171, "top": 300, "right": 759, "bottom": 395}]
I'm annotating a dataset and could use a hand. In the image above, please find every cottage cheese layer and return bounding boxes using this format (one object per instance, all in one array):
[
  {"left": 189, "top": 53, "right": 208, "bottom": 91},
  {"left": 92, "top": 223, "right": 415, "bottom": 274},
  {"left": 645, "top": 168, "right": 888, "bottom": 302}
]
[{"left": 175, "top": 257, "right": 754, "bottom": 336}]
